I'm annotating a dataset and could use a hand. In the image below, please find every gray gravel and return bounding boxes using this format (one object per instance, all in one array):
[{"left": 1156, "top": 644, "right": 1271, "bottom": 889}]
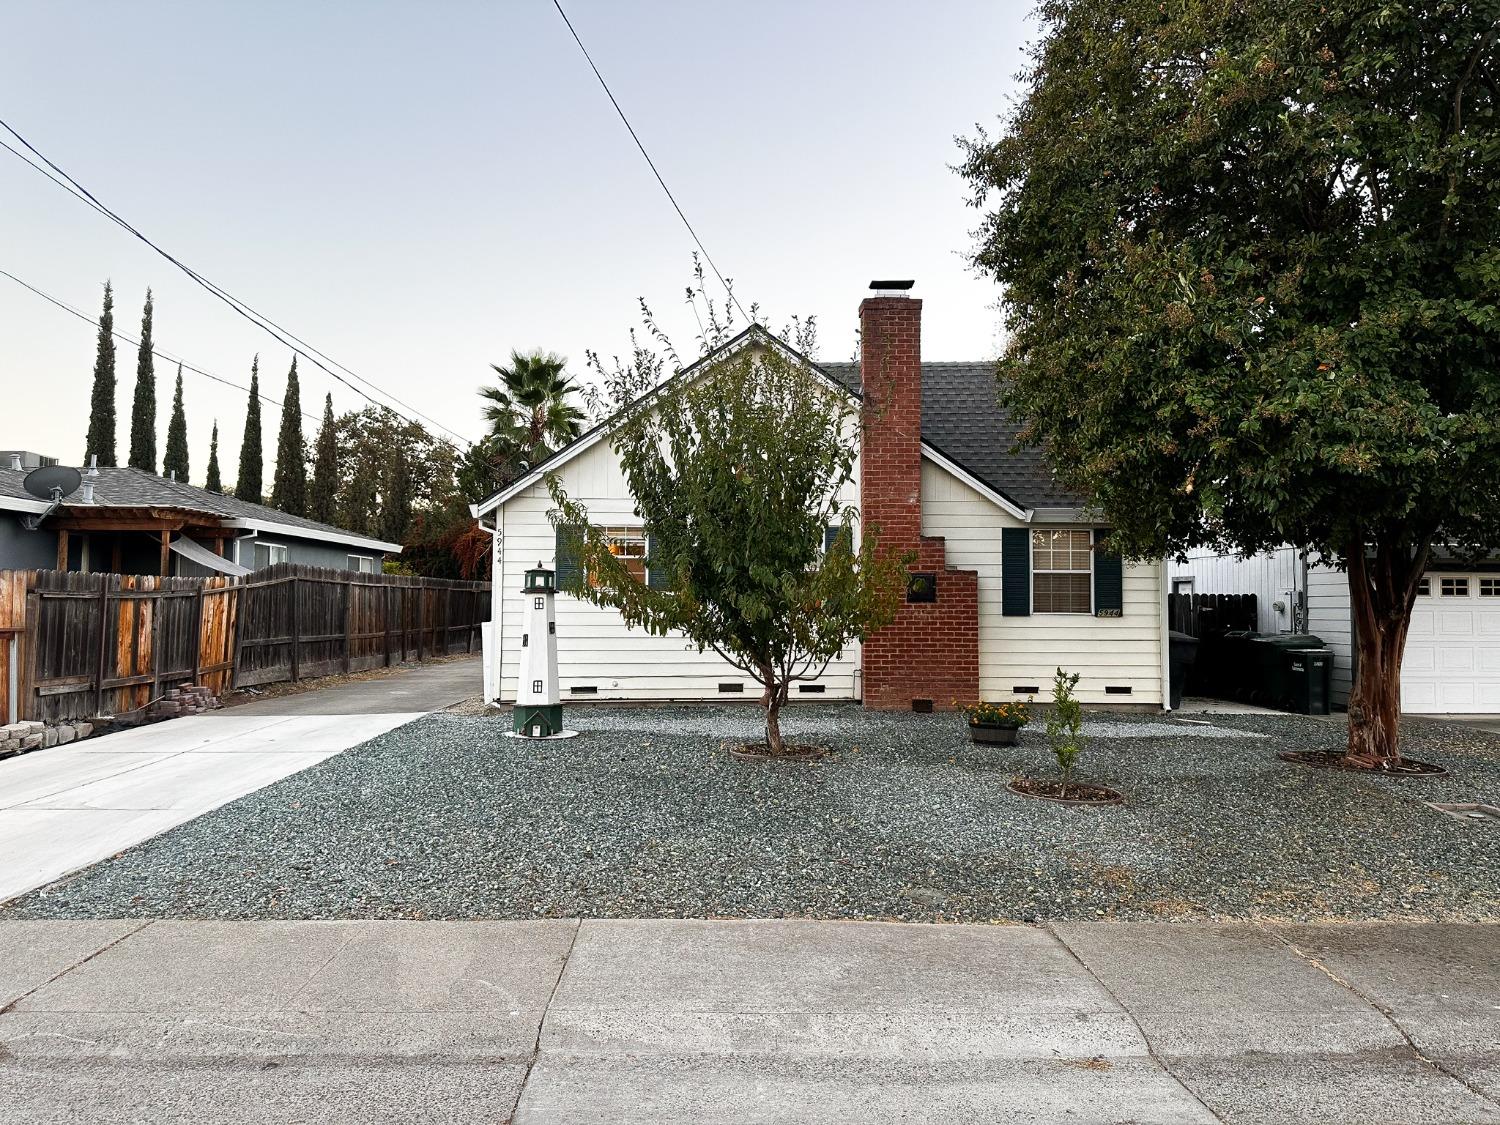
[{"left": 5, "top": 706, "right": 1497, "bottom": 923}]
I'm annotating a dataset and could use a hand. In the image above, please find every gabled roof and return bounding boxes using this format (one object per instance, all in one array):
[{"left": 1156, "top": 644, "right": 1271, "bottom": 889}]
[
  {"left": 0, "top": 465, "right": 401, "bottom": 553},
  {"left": 471, "top": 327, "right": 1073, "bottom": 520}
]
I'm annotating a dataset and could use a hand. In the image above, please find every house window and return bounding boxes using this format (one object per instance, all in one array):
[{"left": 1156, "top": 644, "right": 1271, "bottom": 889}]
[
  {"left": 347, "top": 554, "right": 375, "bottom": 574},
  {"left": 1481, "top": 579, "right": 1499, "bottom": 597},
  {"left": 1441, "top": 577, "right": 1470, "bottom": 597},
  {"left": 1171, "top": 578, "right": 1195, "bottom": 595},
  {"left": 252, "top": 542, "right": 288, "bottom": 569},
  {"left": 1417, "top": 578, "right": 1430, "bottom": 596},
  {"left": 593, "top": 526, "right": 648, "bottom": 585},
  {"left": 1032, "top": 529, "right": 1093, "bottom": 614}
]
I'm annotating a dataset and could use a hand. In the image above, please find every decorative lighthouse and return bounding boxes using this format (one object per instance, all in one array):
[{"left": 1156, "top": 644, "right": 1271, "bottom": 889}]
[{"left": 514, "top": 563, "right": 563, "bottom": 737}]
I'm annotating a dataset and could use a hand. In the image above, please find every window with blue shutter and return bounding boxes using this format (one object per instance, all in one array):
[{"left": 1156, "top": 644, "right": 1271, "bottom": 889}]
[
  {"left": 1093, "top": 528, "right": 1123, "bottom": 616},
  {"left": 554, "top": 525, "right": 584, "bottom": 592},
  {"left": 646, "top": 534, "right": 671, "bottom": 589},
  {"left": 1001, "top": 527, "right": 1030, "bottom": 616}
]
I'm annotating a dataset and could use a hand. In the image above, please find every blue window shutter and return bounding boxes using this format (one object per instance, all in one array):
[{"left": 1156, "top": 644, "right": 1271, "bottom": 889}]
[
  {"left": 824, "top": 526, "right": 838, "bottom": 554},
  {"left": 646, "top": 534, "right": 670, "bottom": 589},
  {"left": 1001, "top": 527, "right": 1030, "bottom": 616},
  {"left": 555, "top": 525, "right": 584, "bottom": 591},
  {"left": 1094, "top": 528, "right": 1123, "bottom": 615}
]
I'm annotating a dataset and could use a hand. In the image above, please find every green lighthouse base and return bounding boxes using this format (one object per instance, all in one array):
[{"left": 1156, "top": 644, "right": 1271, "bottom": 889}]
[{"left": 513, "top": 704, "right": 563, "bottom": 738}]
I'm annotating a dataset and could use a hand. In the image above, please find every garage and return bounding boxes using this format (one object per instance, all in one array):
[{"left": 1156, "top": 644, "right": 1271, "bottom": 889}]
[{"left": 1401, "top": 573, "right": 1500, "bottom": 714}]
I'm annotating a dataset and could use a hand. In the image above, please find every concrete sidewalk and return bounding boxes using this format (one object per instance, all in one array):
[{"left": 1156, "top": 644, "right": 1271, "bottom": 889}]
[
  {"left": 0, "top": 658, "right": 479, "bottom": 904},
  {"left": 0, "top": 919, "right": 1494, "bottom": 1123}
]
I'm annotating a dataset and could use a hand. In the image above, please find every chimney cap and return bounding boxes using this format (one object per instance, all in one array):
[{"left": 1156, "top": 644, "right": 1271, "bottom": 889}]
[{"left": 869, "top": 279, "right": 914, "bottom": 292}]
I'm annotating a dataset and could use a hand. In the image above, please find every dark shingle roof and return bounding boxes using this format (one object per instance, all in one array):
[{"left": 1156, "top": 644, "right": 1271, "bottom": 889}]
[
  {"left": 0, "top": 465, "right": 394, "bottom": 545},
  {"left": 819, "top": 361, "right": 1085, "bottom": 510}
]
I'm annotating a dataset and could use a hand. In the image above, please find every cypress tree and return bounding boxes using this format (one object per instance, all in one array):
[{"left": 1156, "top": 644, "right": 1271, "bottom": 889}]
[
  {"left": 308, "top": 393, "right": 339, "bottom": 524},
  {"left": 162, "top": 365, "right": 190, "bottom": 482},
  {"left": 205, "top": 421, "right": 223, "bottom": 493},
  {"left": 84, "top": 281, "right": 117, "bottom": 466},
  {"left": 380, "top": 444, "right": 413, "bottom": 543},
  {"left": 235, "top": 356, "right": 263, "bottom": 504},
  {"left": 127, "top": 289, "right": 156, "bottom": 472},
  {"left": 269, "top": 357, "right": 307, "bottom": 516}
]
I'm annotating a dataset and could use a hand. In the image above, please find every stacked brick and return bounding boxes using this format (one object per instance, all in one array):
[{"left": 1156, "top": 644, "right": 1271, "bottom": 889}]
[
  {"left": 0, "top": 684, "right": 221, "bottom": 759},
  {"left": 145, "top": 684, "right": 222, "bottom": 721},
  {"left": 858, "top": 292, "right": 981, "bottom": 712}
]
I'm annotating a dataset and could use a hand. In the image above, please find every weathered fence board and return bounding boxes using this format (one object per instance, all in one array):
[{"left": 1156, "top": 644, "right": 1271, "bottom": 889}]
[
  {"left": 0, "top": 565, "right": 489, "bottom": 722},
  {"left": 1168, "top": 592, "right": 1259, "bottom": 638}
]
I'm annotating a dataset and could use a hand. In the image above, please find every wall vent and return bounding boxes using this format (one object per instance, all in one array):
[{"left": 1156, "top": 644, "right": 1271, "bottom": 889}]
[
  {"left": 569, "top": 685, "right": 598, "bottom": 695},
  {"left": 718, "top": 682, "right": 744, "bottom": 693},
  {"left": 911, "top": 698, "right": 934, "bottom": 713},
  {"left": 1013, "top": 685, "right": 1040, "bottom": 695},
  {"left": 797, "top": 683, "right": 826, "bottom": 694},
  {"left": 1105, "top": 685, "right": 1132, "bottom": 695}
]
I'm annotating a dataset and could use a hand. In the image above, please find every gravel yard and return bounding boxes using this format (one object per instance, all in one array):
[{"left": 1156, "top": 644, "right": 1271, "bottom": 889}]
[{"left": 5, "top": 706, "right": 1497, "bottom": 923}]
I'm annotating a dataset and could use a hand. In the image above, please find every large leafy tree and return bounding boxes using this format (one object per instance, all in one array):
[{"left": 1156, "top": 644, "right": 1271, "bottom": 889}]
[
  {"left": 335, "top": 405, "right": 458, "bottom": 536},
  {"left": 959, "top": 0, "right": 1500, "bottom": 769},
  {"left": 481, "top": 350, "right": 586, "bottom": 472},
  {"left": 235, "top": 357, "right": 263, "bottom": 504},
  {"left": 550, "top": 347, "right": 907, "bottom": 755},
  {"left": 162, "top": 365, "right": 189, "bottom": 482},
  {"left": 270, "top": 357, "right": 307, "bottom": 516},
  {"left": 127, "top": 289, "right": 156, "bottom": 473},
  {"left": 84, "top": 280, "right": 116, "bottom": 466}
]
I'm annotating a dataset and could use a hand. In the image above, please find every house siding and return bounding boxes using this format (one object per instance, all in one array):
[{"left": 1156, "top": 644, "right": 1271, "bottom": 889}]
[
  {"left": 919, "top": 462, "right": 1165, "bottom": 706},
  {"left": 495, "top": 435, "right": 863, "bottom": 702},
  {"left": 0, "top": 515, "right": 60, "bottom": 570},
  {"left": 1305, "top": 557, "right": 1354, "bottom": 706}
]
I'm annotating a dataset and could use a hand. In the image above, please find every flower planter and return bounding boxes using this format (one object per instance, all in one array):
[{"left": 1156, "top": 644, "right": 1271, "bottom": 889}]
[{"left": 968, "top": 721, "right": 1021, "bottom": 746}]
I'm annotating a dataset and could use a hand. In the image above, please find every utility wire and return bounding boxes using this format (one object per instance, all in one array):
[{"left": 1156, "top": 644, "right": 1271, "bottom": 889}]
[
  {"left": 0, "top": 268, "right": 321, "bottom": 427},
  {"left": 550, "top": 0, "right": 752, "bottom": 325},
  {"left": 0, "top": 117, "right": 473, "bottom": 451}
]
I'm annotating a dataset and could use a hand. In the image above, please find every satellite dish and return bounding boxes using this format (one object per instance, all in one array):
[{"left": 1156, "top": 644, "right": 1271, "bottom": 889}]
[{"left": 22, "top": 465, "right": 82, "bottom": 501}]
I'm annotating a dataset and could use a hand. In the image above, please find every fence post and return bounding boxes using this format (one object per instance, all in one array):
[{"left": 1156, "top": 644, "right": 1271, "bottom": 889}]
[
  {"left": 289, "top": 575, "right": 302, "bottom": 683},
  {"left": 383, "top": 584, "right": 393, "bottom": 668},
  {"left": 417, "top": 585, "right": 426, "bottom": 663},
  {"left": 342, "top": 576, "right": 352, "bottom": 675},
  {"left": 191, "top": 584, "right": 205, "bottom": 684},
  {"left": 94, "top": 578, "right": 109, "bottom": 717},
  {"left": 229, "top": 577, "right": 245, "bottom": 690}
]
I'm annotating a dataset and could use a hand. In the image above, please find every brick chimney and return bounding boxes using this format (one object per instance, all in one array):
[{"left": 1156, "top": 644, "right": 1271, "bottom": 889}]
[{"left": 858, "top": 281, "right": 980, "bottom": 711}]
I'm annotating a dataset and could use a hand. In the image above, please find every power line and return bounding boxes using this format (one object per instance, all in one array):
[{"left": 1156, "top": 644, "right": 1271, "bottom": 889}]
[
  {"left": 0, "top": 117, "right": 474, "bottom": 452},
  {"left": 550, "top": 0, "right": 753, "bottom": 325},
  {"left": 0, "top": 268, "right": 321, "bottom": 427}
]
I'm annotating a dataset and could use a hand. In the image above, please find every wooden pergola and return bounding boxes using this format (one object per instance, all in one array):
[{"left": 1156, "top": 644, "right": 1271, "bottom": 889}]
[{"left": 47, "top": 505, "right": 235, "bottom": 575}]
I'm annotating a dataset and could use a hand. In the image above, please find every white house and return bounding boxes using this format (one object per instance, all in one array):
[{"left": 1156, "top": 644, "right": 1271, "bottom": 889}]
[
  {"left": 1171, "top": 549, "right": 1500, "bottom": 714},
  {"left": 473, "top": 282, "right": 1171, "bottom": 711}
]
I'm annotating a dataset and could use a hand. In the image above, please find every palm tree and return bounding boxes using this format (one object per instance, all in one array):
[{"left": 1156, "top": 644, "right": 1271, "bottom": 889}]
[{"left": 480, "top": 350, "right": 586, "bottom": 472}]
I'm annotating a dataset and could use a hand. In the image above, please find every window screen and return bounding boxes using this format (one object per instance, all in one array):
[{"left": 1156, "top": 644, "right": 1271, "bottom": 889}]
[{"left": 1032, "top": 529, "right": 1092, "bottom": 614}]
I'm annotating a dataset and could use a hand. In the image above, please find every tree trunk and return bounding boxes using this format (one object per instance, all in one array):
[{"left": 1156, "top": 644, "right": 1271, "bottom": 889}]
[
  {"left": 1342, "top": 537, "right": 1429, "bottom": 770},
  {"left": 758, "top": 662, "right": 788, "bottom": 755}
]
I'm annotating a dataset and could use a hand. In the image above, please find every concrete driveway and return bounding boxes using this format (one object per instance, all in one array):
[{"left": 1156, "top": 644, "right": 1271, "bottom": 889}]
[
  {"left": 0, "top": 657, "right": 479, "bottom": 904},
  {"left": 0, "top": 918, "right": 1494, "bottom": 1124}
]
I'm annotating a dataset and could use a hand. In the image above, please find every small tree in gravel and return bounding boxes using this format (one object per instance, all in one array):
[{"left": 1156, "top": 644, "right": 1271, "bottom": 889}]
[
  {"left": 1045, "top": 668, "right": 1084, "bottom": 796},
  {"left": 549, "top": 346, "right": 908, "bottom": 756}
]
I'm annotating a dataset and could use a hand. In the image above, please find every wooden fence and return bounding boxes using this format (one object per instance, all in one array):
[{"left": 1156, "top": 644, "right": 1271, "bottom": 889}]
[
  {"left": 1167, "top": 591, "right": 1258, "bottom": 638},
  {"left": 0, "top": 565, "right": 489, "bottom": 724}
]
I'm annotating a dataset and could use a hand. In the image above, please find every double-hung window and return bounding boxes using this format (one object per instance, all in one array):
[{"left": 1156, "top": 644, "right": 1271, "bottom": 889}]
[{"left": 1032, "top": 529, "right": 1093, "bottom": 614}]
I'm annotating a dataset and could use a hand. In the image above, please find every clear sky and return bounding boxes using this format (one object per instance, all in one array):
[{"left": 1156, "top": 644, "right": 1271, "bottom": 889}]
[{"left": 1, "top": 0, "right": 1030, "bottom": 481}]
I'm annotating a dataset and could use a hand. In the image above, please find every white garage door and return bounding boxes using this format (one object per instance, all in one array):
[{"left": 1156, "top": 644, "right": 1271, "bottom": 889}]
[{"left": 1402, "top": 574, "right": 1500, "bottom": 714}]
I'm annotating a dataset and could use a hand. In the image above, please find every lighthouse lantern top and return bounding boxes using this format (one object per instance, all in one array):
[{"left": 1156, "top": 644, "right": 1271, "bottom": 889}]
[{"left": 522, "top": 563, "right": 556, "bottom": 594}]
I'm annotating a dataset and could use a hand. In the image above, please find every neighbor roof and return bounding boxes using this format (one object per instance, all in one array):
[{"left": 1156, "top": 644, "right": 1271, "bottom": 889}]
[{"left": 0, "top": 465, "right": 401, "bottom": 552}]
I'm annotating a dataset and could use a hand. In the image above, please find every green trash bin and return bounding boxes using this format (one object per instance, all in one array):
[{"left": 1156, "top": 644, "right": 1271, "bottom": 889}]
[{"left": 1249, "top": 634, "right": 1331, "bottom": 714}]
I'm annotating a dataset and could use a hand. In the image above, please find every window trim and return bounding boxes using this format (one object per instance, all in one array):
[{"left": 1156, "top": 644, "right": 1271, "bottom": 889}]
[
  {"left": 346, "top": 553, "right": 375, "bottom": 574},
  {"left": 1030, "top": 528, "right": 1095, "bottom": 615},
  {"left": 1440, "top": 576, "right": 1471, "bottom": 598},
  {"left": 1480, "top": 578, "right": 1500, "bottom": 598},
  {"left": 593, "top": 525, "right": 650, "bottom": 587}
]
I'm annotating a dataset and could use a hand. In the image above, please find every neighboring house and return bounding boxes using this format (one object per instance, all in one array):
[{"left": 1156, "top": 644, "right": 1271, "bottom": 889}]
[
  {"left": 1170, "top": 549, "right": 1500, "bottom": 714},
  {"left": 0, "top": 454, "right": 399, "bottom": 577},
  {"left": 472, "top": 283, "right": 1170, "bottom": 711}
]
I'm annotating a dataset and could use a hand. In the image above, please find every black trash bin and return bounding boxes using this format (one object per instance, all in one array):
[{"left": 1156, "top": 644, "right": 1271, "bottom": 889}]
[
  {"left": 1246, "top": 634, "right": 1332, "bottom": 714},
  {"left": 1168, "top": 631, "right": 1198, "bottom": 710}
]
